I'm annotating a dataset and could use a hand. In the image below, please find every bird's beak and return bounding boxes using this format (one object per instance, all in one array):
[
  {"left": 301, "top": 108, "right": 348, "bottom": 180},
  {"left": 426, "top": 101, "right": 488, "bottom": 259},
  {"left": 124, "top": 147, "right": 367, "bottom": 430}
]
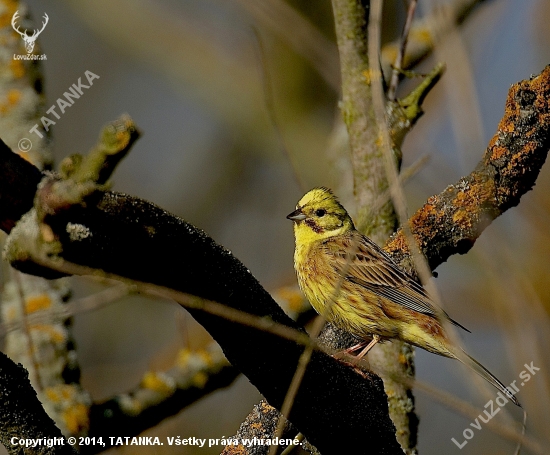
[{"left": 287, "top": 209, "right": 306, "bottom": 222}]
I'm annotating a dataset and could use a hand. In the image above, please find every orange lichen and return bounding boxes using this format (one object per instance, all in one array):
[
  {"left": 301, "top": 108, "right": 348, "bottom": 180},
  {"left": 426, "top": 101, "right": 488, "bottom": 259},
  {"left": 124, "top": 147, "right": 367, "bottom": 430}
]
[
  {"left": 489, "top": 145, "right": 507, "bottom": 162},
  {"left": 381, "top": 45, "right": 398, "bottom": 65},
  {"left": 0, "top": 89, "right": 21, "bottom": 114},
  {"left": 7, "top": 88, "right": 21, "bottom": 105},
  {"left": 192, "top": 371, "right": 208, "bottom": 388},
  {"left": 384, "top": 231, "right": 410, "bottom": 256},
  {"left": 260, "top": 401, "right": 273, "bottom": 413},
  {"left": 176, "top": 348, "right": 192, "bottom": 368},
  {"left": 9, "top": 59, "right": 24, "bottom": 78},
  {"left": 409, "top": 27, "right": 433, "bottom": 47},
  {"left": 29, "top": 324, "right": 66, "bottom": 343},
  {"left": 25, "top": 293, "right": 52, "bottom": 313},
  {"left": 141, "top": 371, "right": 174, "bottom": 394},
  {"left": 451, "top": 210, "right": 470, "bottom": 228},
  {"left": 45, "top": 384, "right": 78, "bottom": 403},
  {"left": 0, "top": 2, "right": 17, "bottom": 28},
  {"left": 18, "top": 152, "right": 34, "bottom": 163},
  {"left": 362, "top": 69, "right": 372, "bottom": 86},
  {"left": 45, "top": 387, "right": 62, "bottom": 403},
  {"left": 221, "top": 445, "right": 247, "bottom": 455},
  {"left": 452, "top": 179, "right": 494, "bottom": 229},
  {"left": 63, "top": 403, "right": 90, "bottom": 435}
]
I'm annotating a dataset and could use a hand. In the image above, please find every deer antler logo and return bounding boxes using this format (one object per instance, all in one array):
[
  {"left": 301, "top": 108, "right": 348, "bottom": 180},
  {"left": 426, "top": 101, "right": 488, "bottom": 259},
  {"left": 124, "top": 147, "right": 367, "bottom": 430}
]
[{"left": 11, "top": 11, "right": 49, "bottom": 54}]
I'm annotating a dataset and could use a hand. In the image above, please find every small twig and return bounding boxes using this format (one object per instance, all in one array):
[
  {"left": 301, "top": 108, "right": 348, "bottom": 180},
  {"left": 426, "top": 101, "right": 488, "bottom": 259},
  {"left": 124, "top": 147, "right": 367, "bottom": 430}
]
[
  {"left": 236, "top": 0, "right": 339, "bottom": 89},
  {"left": 11, "top": 269, "right": 43, "bottom": 391},
  {"left": 380, "top": 0, "right": 483, "bottom": 78},
  {"left": 387, "top": 0, "right": 418, "bottom": 101},
  {"left": 60, "top": 114, "right": 140, "bottom": 186},
  {"left": 25, "top": 255, "right": 321, "bottom": 355},
  {"left": 252, "top": 28, "right": 305, "bottom": 192},
  {"left": 0, "top": 284, "right": 131, "bottom": 339}
]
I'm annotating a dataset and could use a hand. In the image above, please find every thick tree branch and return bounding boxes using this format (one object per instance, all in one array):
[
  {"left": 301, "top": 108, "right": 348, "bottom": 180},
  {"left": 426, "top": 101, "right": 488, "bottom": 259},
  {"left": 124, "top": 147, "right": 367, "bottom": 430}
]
[
  {"left": 0, "top": 352, "right": 76, "bottom": 455},
  {"left": 0, "top": 147, "right": 42, "bottom": 233},
  {"left": 331, "top": 0, "right": 397, "bottom": 238},
  {"left": 385, "top": 66, "right": 550, "bottom": 272}
]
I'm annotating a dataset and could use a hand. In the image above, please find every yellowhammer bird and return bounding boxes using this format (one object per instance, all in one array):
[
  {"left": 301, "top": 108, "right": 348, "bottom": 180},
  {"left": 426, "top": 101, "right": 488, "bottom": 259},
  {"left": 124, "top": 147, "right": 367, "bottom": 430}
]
[{"left": 287, "top": 187, "right": 520, "bottom": 407}]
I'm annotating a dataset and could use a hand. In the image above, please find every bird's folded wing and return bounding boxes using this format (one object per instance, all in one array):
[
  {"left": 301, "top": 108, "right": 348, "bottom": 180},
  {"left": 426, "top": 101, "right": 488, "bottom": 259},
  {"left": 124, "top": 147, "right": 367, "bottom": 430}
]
[{"left": 324, "top": 235, "right": 470, "bottom": 332}]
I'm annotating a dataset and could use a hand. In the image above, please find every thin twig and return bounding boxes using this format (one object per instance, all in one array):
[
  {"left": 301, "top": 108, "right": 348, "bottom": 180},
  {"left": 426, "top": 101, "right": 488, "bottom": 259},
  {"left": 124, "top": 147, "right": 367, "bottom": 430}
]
[
  {"left": 11, "top": 269, "right": 43, "bottom": 391},
  {"left": 252, "top": 28, "right": 305, "bottom": 192},
  {"left": 387, "top": 0, "right": 418, "bottom": 101},
  {"left": 0, "top": 284, "right": 132, "bottom": 339},
  {"left": 27, "top": 255, "right": 320, "bottom": 355},
  {"left": 380, "top": 0, "right": 483, "bottom": 78},
  {"left": 236, "top": 0, "right": 339, "bottom": 89}
]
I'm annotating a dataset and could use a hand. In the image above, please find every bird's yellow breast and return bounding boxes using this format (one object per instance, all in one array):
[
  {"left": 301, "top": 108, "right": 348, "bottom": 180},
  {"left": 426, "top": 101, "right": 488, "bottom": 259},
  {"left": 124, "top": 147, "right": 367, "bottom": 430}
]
[{"left": 293, "top": 237, "right": 394, "bottom": 338}]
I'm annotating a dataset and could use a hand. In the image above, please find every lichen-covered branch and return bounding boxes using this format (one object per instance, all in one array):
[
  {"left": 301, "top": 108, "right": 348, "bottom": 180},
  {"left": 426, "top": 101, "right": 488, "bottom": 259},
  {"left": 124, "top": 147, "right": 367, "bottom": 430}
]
[
  {"left": 0, "top": 0, "right": 51, "bottom": 169},
  {"left": 385, "top": 66, "right": 550, "bottom": 272},
  {"left": 84, "top": 345, "right": 238, "bottom": 454},
  {"left": 59, "top": 114, "right": 140, "bottom": 186},
  {"left": 331, "top": 0, "right": 397, "bottom": 238},
  {"left": 0, "top": 143, "right": 42, "bottom": 233},
  {"left": 220, "top": 401, "right": 296, "bottom": 455},
  {"left": 0, "top": 0, "right": 93, "bottom": 443}
]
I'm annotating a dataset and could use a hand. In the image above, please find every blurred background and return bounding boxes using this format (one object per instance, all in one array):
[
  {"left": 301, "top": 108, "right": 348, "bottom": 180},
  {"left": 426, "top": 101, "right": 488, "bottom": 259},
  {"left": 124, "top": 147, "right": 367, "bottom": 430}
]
[{"left": 1, "top": 0, "right": 549, "bottom": 453}]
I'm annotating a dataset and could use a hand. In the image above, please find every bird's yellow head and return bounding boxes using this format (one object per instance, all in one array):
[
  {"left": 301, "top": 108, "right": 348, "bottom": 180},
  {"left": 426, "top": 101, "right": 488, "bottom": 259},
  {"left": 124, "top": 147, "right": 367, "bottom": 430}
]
[{"left": 287, "top": 187, "right": 355, "bottom": 245}]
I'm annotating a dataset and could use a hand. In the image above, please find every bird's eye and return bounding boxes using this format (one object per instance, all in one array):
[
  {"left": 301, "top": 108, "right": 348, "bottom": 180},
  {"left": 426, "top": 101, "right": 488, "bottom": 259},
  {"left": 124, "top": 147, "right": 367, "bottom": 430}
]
[{"left": 315, "top": 209, "right": 326, "bottom": 217}]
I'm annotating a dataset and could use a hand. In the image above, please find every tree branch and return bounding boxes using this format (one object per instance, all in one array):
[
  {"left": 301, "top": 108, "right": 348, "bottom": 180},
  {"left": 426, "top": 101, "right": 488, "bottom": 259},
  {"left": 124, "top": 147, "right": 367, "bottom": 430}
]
[
  {"left": 331, "top": 0, "right": 398, "bottom": 238},
  {"left": 0, "top": 147, "right": 42, "bottom": 233},
  {"left": 85, "top": 346, "right": 238, "bottom": 454},
  {"left": 0, "top": 352, "right": 76, "bottom": 455},
  {"left": 385, "top": 66, "right": 550, "bottom": 272}
]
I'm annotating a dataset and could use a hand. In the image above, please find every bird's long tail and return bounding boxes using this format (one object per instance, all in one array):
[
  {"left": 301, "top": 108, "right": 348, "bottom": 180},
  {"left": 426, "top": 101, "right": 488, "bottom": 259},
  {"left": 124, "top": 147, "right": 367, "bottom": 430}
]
[{"left": 456, "top": 350, "right": 521, "bottom": 407}]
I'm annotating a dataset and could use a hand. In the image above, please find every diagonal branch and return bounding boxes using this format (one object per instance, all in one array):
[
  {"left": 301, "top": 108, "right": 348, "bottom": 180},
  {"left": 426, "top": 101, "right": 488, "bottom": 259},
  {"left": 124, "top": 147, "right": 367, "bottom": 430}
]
[
  {"left": 385, "top": 67, "right": 550, "bottom": 272},
  {"left": 0, "top": 352, "right": 76, "bottom": 455}
]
